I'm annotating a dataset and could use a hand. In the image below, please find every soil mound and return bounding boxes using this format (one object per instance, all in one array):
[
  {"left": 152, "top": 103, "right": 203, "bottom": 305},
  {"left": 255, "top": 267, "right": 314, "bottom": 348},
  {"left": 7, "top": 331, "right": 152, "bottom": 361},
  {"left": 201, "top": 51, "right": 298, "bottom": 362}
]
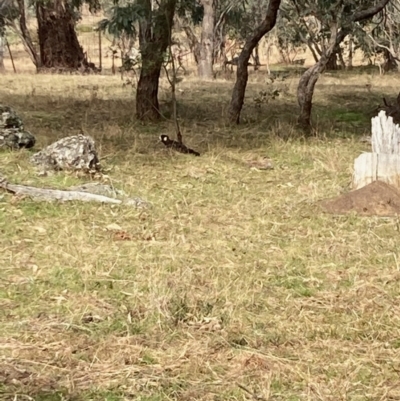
[{"left": 320, "top": 181, "right": 400, "bottom": 216}]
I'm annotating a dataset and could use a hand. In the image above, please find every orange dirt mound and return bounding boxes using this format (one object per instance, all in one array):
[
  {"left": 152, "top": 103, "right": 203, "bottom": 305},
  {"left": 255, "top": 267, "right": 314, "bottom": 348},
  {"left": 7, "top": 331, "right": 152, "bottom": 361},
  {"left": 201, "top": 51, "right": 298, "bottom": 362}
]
[{"left": 320, "top": 181, "right": 400, "bottom": 216}]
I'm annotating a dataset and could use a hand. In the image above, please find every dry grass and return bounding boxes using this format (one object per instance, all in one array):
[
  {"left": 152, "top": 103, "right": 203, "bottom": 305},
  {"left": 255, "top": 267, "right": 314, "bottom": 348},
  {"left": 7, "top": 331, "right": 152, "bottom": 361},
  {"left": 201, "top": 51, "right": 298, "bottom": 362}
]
[{"left": 1, "top": 68, "right": 400, "bottom": 401}]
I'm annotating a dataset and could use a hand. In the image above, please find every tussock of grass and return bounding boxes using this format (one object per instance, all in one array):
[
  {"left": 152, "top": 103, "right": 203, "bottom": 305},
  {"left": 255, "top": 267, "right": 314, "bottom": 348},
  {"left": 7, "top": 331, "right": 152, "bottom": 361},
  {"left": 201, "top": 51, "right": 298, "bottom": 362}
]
[{"left": 1, "top": 71, "right": 400, "bottom": 401}]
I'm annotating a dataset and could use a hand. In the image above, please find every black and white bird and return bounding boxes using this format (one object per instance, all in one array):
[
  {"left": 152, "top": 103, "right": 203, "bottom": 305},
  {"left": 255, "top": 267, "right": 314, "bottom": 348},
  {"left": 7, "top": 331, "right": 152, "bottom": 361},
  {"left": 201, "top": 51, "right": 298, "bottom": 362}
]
[{"left": 159, "top": 135, "right": 200, "bottom": 156}]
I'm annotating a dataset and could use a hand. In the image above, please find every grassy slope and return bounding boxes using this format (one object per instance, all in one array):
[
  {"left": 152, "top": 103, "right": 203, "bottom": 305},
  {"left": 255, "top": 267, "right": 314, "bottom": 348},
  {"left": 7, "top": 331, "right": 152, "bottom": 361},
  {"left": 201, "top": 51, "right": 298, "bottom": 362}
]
[{"left": 1, "top": 70, "right": 400, "bottom": 401}]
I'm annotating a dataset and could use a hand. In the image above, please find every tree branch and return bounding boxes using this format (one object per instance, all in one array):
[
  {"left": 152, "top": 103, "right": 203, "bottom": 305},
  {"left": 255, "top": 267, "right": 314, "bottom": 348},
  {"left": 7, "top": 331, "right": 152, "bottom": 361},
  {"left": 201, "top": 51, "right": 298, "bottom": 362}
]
[
  {"left": 214, "top": 1, "right": 234, "bottom": 37},
  {"left": 353, "top": 0, "right": 391, "bottom": 22},
  {"left": 335, "top": 1, "right": 391, "bottom": 48},
  {"left": 182, "top": 25, "right": 199, "bottom": 63},
  {"left": 244, "top": 0, "right": 281, "bottom": 47},
  {"left": 363, "top": 27, "right": 400, "bottom": 61},
  {"left": 0, "top": 176, "right": 149, "bottom": 207}
]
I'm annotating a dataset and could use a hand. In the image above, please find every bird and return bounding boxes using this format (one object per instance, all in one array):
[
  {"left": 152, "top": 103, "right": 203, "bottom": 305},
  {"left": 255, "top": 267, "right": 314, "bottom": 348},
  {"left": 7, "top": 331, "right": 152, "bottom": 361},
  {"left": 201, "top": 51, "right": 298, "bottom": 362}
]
[{"left": 159, "top": 135, "right": 200, "bottom": 156}]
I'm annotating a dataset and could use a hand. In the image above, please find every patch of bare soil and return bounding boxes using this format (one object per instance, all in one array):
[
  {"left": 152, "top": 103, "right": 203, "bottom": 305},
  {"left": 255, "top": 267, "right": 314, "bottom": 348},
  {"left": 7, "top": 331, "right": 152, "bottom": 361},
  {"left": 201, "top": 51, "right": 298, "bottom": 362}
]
[{"left": 320, "top": 181, "right": 400, "bottom": 216}]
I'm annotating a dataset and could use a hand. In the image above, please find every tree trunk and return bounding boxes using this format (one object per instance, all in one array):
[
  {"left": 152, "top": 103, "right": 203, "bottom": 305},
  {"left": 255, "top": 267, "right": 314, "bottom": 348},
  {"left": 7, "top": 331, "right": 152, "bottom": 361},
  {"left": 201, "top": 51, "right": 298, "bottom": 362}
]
[
  {"left": 16, "top": 0, "right": 40, "bottom": 68},
  {"left": 183, "top": 26, "right": 200, "bottom": 64},
  {"left": 347, "top": 35, "right": 353, "bottom": 70},
  {"left": 0, "top": 33, "right": 5, "bottom": 72},
  {"left": 136, "top": 57, "right": 164, "bottom": 121},
  {"left": 307, "top": 41, "right": 320, "bottom": 63},
  {"left": 228, "top": 0, "right": 281, "bottom": 124},
  {"left": 36, "top": 0, "right": 86, "bottom": 70},
  {"left": 382, "top": 49, "right": 398, "bottom": 73},
  {"left": 136, "top": 0, "right": 176, "bottom": 121},
  {"left": 297, "top": 27, "right": 339, "bottom": 130},
  {"left": 326, "top": 51, "right": 338, "bottom": 70},
  {"left": 297, "top": 0, "right": 391, "bottom": 129},
  {"left": 213, "top": 19, "right": 225, "bottom": 65},
  {"left": 297, "top": 62, "right": 325, "bottom": 129},
  {"left": 277, "top": 46, "right": 289, "bottom": 64},
  {"left": 265, "top": 39, "right": 273, "bottom": 75},
  {"left": 337, "top": 47, "right": 346, "bottom": 69},
  {"left": 252, "top": 44, "right": 261, "bottom": 70},
  {"left": 326, "top": 45, "right": 345, "bottom": 70},
  {"left": 198, "top": 0, "right": 215, "bottom": 79}
]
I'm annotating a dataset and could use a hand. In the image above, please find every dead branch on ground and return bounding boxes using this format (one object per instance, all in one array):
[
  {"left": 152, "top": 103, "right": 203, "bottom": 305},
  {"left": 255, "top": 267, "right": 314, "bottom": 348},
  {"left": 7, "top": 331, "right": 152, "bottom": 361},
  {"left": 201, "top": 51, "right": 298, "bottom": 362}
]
[{"left": 0, "top": 176, "right": 149, "bottom": 208}]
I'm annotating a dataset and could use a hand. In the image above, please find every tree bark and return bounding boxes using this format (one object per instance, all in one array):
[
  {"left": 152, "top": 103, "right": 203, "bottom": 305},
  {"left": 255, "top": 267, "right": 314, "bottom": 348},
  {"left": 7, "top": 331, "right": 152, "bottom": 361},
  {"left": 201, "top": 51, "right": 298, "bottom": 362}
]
[
  {"left": 297, "top": 62, "right": 326, "bottom": 129},
  {"left": 252, "top": 44, "right": 261, "bottom": 70},
  {"left": 338, "top": 49, "right": 346, "bottom": 69},
  {"left": 0, "top": 34, "right": 5, "bottom": 72},
  {"left": 136, "top": 0, "right": 176, "bottom": 121},
  {"left": 183, "top": 25, "right": 200, "bottom": 64},
  {"left": 36, "top": 0, "right": 86, "bottom": 70},
  {"left": 347, "top": 35, "right": 353, "bottom": 70},
  {"left": 198, "top": 0, "right": 215, "bottom": 79},
  {"left": 16, "top": 0, "right": 40, "bottom": 68},
  {"left": 326, "top": 45, "right": 345, "bottom": 70},
  {"left": 297, "top": 26, "right": 338, "bottom": 130},
  {"left": 326, "top": 51, "right": 338, "bottom": 70},
  {"left": 228, "top": 0, "right": 281, "bottom": 124},
  {"left": 307, "top": 40, "right": 320, "bottom": 63},
  {"left": 136, "top": 58, "right": 164, "bottom": 120},
  {"left": 382, "top": 49, "right": 398, "bottom": 72}
]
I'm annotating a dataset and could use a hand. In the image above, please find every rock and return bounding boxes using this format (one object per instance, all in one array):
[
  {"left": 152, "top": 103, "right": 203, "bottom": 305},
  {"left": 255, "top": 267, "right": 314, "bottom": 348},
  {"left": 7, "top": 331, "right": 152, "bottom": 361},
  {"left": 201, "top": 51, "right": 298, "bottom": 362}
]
[
  {"left": 0, "top": 105, "right": 36, "bottom": 149},
  {"left": 0, "top": 130, "right": 36, "bottom": 150},
  {"left": 30, "top": 134, "right": 100, "bottom": 173}
]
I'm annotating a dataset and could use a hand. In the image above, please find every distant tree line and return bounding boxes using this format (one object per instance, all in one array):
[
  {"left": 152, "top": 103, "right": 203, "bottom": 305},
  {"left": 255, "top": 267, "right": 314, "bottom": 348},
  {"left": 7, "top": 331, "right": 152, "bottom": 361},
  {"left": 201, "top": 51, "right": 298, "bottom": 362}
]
[{"left": 0, "top": 0, "right": 396, "bottom": 129}]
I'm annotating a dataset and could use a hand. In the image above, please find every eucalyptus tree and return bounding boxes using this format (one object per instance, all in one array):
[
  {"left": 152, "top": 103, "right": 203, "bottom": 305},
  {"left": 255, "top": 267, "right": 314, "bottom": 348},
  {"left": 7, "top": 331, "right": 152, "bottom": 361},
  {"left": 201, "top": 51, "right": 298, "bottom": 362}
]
[
  {"left": 100, "top": 0, "right": 176, "bottom": 120},
  {"left": 273, "top": 3, "right": 307, "bottom": 64},
  {"left": 0, "top": 0, "right": 38, "bottom": 69},
  {"left": 355, "top": 0, "right": 400, "bottom": 72},
  {"left": 0, "top": 0, "right": 11, "bottom": 71},
  {"left": 288, "top": 0, "right": 392, "bottom": 129},
  {"left": 35, "top": 0, "right": 100, "bottom": 70},
  {"left": 136, "top": 0, "right": 176, "bottom": 119},
  {"left": 178, "top": 0, "right": 249, "bottom": 79},
  {"left": 176, "top": 0, "right": 214, "bottom": 78},
  {"left": 0, "top": 32, "right": 4, "bottom": 71},
  {"left": 196, "top": 0, "right": 214, "bottom": 78},
  {"left": 228, "top": 0, "right": 281, "bottom": 123},
  {"left": 1, "top": 0, "right": 100, "bottom": 70}
]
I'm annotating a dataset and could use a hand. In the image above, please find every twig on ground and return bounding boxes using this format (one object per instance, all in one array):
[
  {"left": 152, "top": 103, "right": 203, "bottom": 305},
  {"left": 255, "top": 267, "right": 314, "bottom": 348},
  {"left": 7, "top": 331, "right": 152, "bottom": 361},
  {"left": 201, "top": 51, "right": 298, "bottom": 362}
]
[{"left": 237, "top": 383, "right": 267, "bottom": 401}]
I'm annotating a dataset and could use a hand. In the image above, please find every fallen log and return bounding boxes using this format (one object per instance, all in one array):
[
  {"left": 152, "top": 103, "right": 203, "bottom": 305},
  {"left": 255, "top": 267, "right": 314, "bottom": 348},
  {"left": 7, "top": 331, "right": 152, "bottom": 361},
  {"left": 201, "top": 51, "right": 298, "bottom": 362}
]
[{"left": 0, "top": 176, "right": 150, "bottom": 208}]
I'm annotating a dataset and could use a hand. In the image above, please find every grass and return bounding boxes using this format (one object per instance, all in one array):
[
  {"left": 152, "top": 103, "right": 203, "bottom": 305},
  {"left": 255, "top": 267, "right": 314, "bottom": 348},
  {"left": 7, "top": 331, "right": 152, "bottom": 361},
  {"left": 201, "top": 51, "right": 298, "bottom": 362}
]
[{"left": 1, "top": 68, "right": 400, "bottom": 401}]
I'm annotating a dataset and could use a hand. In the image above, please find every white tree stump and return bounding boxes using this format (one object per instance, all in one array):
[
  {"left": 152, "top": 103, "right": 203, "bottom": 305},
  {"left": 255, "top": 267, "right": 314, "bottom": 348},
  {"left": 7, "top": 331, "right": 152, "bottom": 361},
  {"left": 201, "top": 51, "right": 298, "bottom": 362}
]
[
  {"left": 353, "top": 111, "right": 400, "bottom": 190},
  {"left": 371, "top": 110, "right": 400, "bottom": 154},
  {"left": 353, "top": 153, "right": 400, "bottom": 189}
]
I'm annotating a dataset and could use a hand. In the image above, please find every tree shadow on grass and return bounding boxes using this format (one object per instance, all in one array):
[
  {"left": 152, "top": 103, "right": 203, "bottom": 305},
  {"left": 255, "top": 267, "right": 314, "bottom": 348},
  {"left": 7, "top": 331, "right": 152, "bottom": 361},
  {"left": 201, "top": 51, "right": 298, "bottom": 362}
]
[{"left": 0, "top": 75, "right": 394, "bottom": 154}]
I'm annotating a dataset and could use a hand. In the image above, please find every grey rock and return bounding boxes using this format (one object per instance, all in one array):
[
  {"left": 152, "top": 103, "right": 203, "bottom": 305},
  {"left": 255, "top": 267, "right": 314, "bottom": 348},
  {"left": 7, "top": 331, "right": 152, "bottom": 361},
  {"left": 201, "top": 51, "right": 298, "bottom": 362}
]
[
  {"left": 30, "top": 134, "right": 100, "bottom": 173},
  {"left": 0, "top": 105, "right": 36, "bottom": 149}
]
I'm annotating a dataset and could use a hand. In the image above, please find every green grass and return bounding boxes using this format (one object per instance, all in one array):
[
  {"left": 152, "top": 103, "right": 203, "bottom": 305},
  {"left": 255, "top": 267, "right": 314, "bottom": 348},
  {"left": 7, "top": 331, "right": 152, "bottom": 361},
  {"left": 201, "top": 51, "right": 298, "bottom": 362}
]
[{"left": 1, "top": 70, "right": 400, "bottom": 401}]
